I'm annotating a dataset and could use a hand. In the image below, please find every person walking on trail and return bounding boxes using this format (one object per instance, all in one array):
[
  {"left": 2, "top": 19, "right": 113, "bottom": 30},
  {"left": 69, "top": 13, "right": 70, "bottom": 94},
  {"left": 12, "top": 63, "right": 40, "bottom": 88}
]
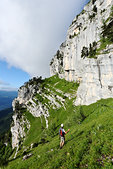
[{"left": 59, "top": 124, "right": 70, "bottom": 149}]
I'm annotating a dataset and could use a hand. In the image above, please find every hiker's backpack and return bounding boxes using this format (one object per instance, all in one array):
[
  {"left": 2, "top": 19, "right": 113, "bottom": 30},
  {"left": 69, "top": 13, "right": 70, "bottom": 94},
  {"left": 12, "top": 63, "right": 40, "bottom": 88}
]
[{"left": 59, "top": 128, "right": 65, "bottom": 137}]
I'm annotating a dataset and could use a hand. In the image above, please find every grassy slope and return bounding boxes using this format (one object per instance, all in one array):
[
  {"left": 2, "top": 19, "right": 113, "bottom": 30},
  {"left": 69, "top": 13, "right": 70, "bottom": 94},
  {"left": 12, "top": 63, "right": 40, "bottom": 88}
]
[{"left": 6, "top": 76, "right": 113, "bottom": 169}]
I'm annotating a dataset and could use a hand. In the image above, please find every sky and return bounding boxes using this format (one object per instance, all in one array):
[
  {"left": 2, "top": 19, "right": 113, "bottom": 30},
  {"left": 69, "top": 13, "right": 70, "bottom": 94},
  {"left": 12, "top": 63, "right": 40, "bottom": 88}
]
[{"left": 0, "top": 0, "right": 89, "bottom": 91}]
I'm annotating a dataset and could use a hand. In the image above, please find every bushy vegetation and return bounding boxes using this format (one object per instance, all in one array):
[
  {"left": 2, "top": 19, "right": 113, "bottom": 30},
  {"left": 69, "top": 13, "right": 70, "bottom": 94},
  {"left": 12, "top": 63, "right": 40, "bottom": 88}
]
[
  {"left": 0, "top": 107, "right": 13, "bottom": 134},
  {"left": 98, "top": 6, "right": 113, "bottom": 52},
  {"left": 0, "top": 131, "right": 12, "bottom": 167},
  {"left": 24, "top": 76, "right": 43, "bottom": 88},
  {"left": 81, "top": 41, "right": 97, "bottom": 59},
  {"left": 100, "top": 20, "right": 113, "bottom": 47},
  {"left": 93, "top": 5, "right": 97, "bottom": 13},
  {"left": 50, "top": 50, "right": 63, "bottom": 66},
  {"left": 89, "top": 42, "right": 97, "bottom": 58},
  {"left": 81, "top": 47, "right": 89, "bottom": 59},
  {"left": 92, "top": 0, "right": 96, "bottom": 5},
  {"left": 89, "top": 13, "right": 96, "bottom": 21},
  {"left": 89, "top": 5, "right": 97, "bottom": 21},
  {"left": 0, "top": 108, "right": 13, "bottom": 167},
  {"left": 82, "top": 6, "right": 113, "bottom": 59},
  {"left": 50, "top": 58, "right": 54, "bottom": 66},
  {"left": 56, "top": 50, "right": 63, "bottom": 60},
  {"left": 3, "top": 75, "right": 113, "bottom": 169},
  {"left": 69, "top": 33, "right": 77, "bottom": 39}
]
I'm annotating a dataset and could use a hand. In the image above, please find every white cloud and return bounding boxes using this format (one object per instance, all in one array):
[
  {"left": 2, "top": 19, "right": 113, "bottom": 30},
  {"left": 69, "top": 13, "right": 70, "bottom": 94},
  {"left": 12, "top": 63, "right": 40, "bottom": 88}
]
[
  {"left": 0, "top": 80, "right": 17, "bottom": 91},
  {"left": 0, "top": 80, "right": 9, "bottom": 85},
  {"left": 0, "top": 0, "right": 89, "bottom": 77},
  {"left": 0, "top": 86, "right": 18, "bottom": 91}
]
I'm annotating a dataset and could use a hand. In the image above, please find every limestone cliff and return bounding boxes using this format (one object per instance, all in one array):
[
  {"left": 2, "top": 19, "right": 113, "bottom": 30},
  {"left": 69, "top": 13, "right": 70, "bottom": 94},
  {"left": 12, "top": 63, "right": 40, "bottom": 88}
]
[
  {"left": 11, "top": 76, "right": 77, "bottom": 150},
  {"left": 50, "top": 0, "right": 113, "bottom": 105},
  {"left": 11, "top": 0, "right": 113, "bottom": 153}
]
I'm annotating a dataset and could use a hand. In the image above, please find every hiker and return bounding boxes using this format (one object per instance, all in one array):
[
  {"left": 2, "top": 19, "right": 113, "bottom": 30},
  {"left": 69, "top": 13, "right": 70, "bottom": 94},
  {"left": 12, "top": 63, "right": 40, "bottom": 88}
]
[{"left": 59, "top": 124, "right": 70, "bottom": 149}]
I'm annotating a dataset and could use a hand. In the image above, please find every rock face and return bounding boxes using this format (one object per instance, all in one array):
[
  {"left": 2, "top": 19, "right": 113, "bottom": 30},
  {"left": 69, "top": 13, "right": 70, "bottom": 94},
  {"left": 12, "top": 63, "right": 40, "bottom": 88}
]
[
  {"left": 50, "top": 0, "right": 113, "bottom": 105},
  {"left": 75, "top": 46, "right": 113, "bottom": 105},
  {"left": 11, "top": 77, "right": 72, "bottom": 150},
  {"left": 11, "top": 112, "right": 30, "bottom": 150},
  {"left": 11, "top": 0, "right": 113, "bottom": 152},
  {"left": 11, "top": 79, "right": 49, "bottom": 150}
]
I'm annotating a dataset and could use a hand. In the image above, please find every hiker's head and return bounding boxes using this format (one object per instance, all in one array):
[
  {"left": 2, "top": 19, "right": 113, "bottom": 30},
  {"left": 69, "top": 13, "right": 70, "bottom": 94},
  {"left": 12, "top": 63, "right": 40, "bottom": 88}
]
[{"left": 61, "top": 124, "right": 64, "bottom": 128}]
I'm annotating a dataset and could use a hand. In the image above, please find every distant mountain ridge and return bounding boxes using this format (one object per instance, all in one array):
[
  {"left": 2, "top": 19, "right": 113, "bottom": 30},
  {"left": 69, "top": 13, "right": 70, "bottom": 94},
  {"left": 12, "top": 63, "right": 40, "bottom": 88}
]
[
  {"left": 0, "top": 107, "right": 13, "bottom": 134},
  {"left": 0, "top": 91, "right": 17, "bottom": 134},
  {"left": 2, "top": 0, "right": 113, "bottom": 168},
  {"left": 0, "top": 91, "right": 17, "bottom": 110}
]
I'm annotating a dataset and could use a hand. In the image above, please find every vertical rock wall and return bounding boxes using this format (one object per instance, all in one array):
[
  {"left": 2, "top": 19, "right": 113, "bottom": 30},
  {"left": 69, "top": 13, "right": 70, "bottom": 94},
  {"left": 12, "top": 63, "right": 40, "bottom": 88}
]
[{"left": 50, "top": 0, "right": 113, "bottom": 105}]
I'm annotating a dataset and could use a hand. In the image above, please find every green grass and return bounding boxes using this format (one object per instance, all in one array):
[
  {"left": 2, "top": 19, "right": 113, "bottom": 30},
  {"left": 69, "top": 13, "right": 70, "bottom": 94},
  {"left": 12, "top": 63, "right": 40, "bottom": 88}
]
[
  {"left": 44, "top": 75, "right": 79, "bottom": 94},
  {"left": 5, "top": 75, "right": 113, "bottom": 169},
  {"left": 23, "top": 110, "right": 46, "bottom": 146},
  {"left": 1, "top": 76, "right": 113, "bottom": 169},
  {"left": 98, "top": 6, "right": 113, "bottom": 52}
]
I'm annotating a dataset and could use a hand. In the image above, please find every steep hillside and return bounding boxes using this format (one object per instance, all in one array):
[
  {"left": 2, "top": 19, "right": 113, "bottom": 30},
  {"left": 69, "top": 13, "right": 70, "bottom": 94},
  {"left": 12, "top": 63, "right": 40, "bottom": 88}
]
[
  {"left": 11, "top": 76, "right": 79, "bottom": 151},
  {"left": 50, "top": 0, "right": 113, "bottom": 105},
  {"left": 2, "top": 0, "right": 113, "bottom": 168},
  {"left": 5, "top": 76, "right": 113, "bottom": 168}
]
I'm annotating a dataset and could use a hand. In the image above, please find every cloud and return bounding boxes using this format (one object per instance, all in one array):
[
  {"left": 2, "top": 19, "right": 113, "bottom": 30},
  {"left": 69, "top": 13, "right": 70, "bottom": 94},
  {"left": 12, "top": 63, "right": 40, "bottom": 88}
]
[
  {"left": 0, "top": 0, "right": 89, "bottom": 77},
  {"left": 0, "top": 80, "right": 9, "bottom": 86},
  {"left": 0, "top": 86, "right": 18, "bottom": 91},
  {"left": 0, "top": 79, "right": 17, "bottom": 91}
]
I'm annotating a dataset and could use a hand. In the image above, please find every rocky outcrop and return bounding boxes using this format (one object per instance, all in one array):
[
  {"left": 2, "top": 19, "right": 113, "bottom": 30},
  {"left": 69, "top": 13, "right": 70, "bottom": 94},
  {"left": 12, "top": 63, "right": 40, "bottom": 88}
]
[
  {"left": 50, "top": 0, "right": 113, "bottom": 105},
  {"left": 11, "top": 79, "right": 48, "bottom": 150},
  {"left": 11, "top": 0, "right": 113, "bottom": 153},
  {"left": 11, "top": 77, "right": 73, "bottom": 150},
  {"left": 75, "top": 45, "right": 113, "bottom": 105},
  {"left": 11, "top": 112, "right": 30, "bottom": 150}
]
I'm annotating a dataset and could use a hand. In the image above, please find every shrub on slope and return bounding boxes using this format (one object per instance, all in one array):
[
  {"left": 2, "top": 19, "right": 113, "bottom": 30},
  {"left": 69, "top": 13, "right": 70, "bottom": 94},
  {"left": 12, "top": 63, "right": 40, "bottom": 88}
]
[{"left": 6, "top": 76, "right": 113, "bottom": 169}]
